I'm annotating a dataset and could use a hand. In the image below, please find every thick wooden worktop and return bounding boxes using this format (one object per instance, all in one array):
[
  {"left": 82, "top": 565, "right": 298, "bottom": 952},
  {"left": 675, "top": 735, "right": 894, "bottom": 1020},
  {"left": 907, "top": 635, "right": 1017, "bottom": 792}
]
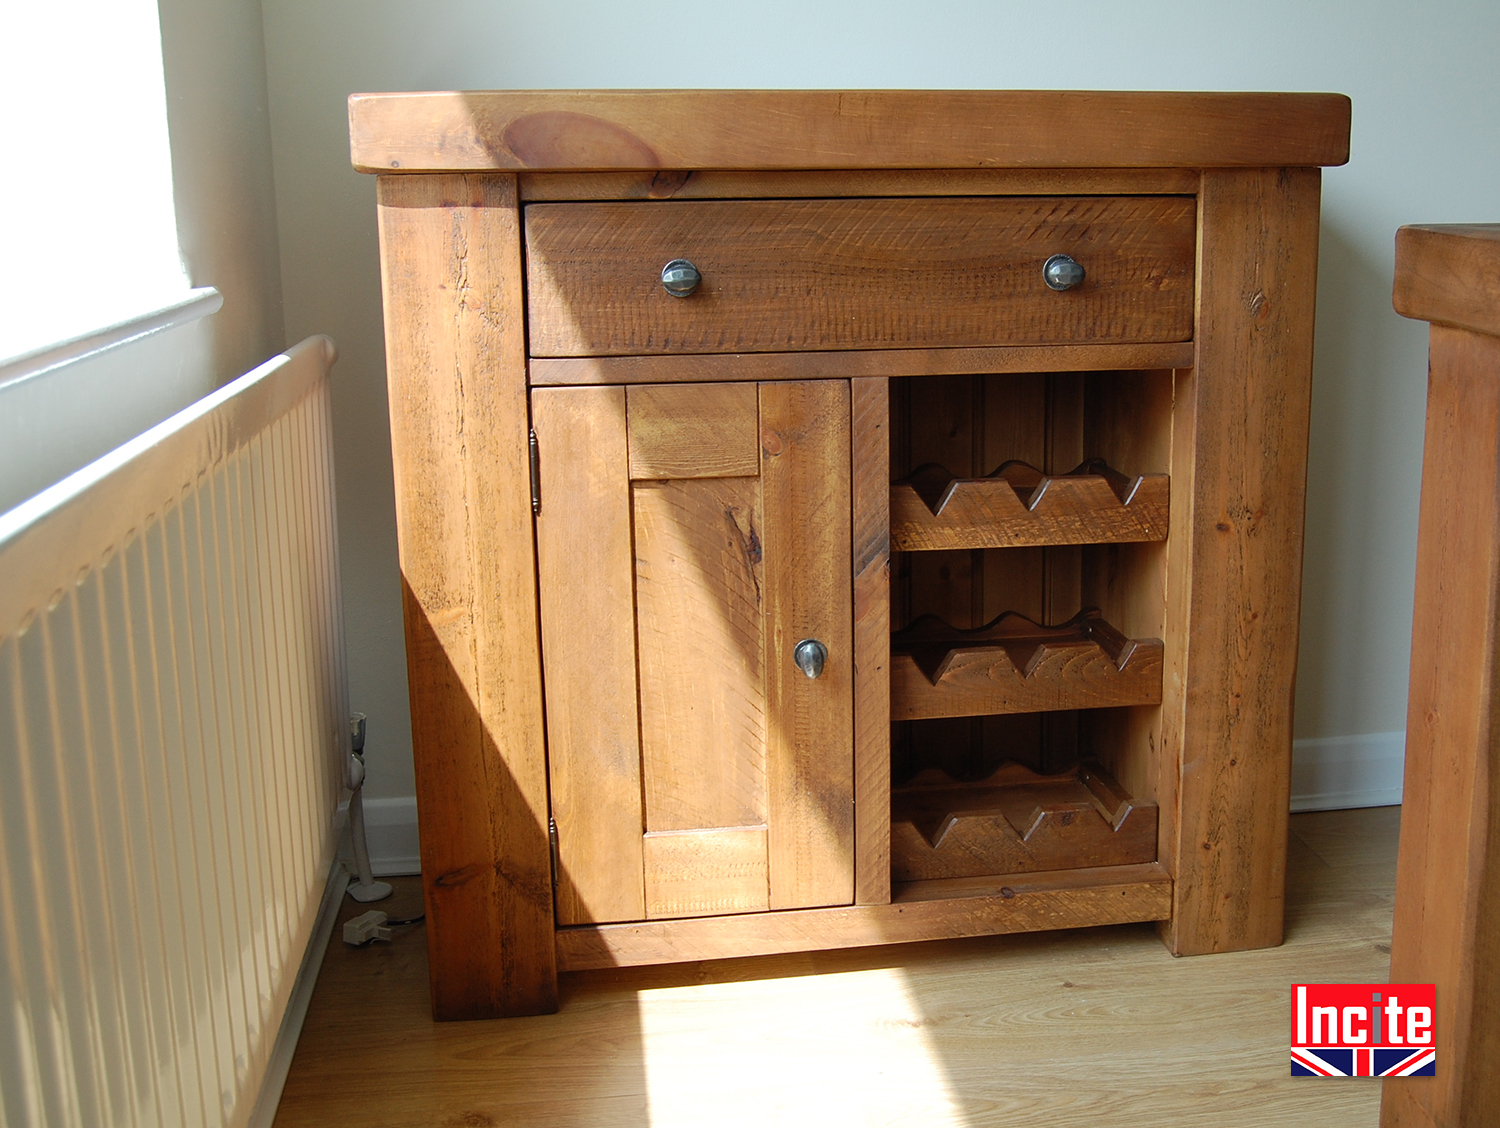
[{"left": 349, "top": 89, "right": 1351, "bottom": 173}]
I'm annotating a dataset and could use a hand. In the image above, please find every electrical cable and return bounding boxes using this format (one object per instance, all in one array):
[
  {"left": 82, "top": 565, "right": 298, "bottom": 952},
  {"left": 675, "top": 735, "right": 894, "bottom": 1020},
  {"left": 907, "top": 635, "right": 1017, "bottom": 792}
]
[{"left": 382, "top": 913, "right": 425, "bottom": 926}]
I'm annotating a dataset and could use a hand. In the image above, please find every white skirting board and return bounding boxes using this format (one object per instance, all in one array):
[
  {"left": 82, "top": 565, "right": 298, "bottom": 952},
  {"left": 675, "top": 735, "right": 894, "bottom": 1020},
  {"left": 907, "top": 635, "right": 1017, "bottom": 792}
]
[
  {"left": 1289, "top": 731, "right": 1405, "bottom": 812},
  {"left": 360, "top": 734, "right": 1406, "bottom": 875},
  {"left": 361, "top": 796, "right": 423, "bottom": 876}
]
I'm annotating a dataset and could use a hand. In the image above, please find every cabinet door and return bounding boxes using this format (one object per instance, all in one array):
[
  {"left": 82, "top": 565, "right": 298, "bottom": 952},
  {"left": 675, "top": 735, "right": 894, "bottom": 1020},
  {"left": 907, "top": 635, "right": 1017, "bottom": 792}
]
[{"left": 534, "top": 381, "right": 853, "bottom": 925}]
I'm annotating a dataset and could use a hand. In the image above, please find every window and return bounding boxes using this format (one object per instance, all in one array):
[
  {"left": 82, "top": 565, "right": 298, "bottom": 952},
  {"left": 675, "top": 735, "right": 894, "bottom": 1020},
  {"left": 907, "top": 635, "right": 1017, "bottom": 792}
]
[{"left": 0, "top": 0, "right": 190, "bottom": 363}]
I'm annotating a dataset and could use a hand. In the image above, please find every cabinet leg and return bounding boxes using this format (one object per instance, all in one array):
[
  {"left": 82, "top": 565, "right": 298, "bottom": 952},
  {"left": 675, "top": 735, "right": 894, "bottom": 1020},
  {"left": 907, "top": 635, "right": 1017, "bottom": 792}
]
[
  {"left": 381, "top": 173, "right": 559, "bottom": 1019},
  {"left": 1381, "top": 327, "right": 1500, "bottom": 1125},
  {"left": 1160, "top": 168, "right": 1322, "bottom": 954}
]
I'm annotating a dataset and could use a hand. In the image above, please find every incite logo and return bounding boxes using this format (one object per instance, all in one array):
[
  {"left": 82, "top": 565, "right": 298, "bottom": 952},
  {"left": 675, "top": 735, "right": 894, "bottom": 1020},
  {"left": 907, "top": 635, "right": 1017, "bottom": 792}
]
[{"left": 1290, "top": 984, "right": 1436, "bottom": 1077}]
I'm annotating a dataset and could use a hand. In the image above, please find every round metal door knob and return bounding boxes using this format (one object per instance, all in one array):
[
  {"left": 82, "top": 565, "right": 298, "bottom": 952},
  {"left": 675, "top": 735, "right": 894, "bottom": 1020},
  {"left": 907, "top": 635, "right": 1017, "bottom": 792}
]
[
  {"left": 793, "top": 638, "right": 828, "bottom": 679},
  {"left": 1043, "top": 254, "right": 1086, "bottom": 291},
  {"left": 661, "top": 259, "right": 701, "bottom": 297}
]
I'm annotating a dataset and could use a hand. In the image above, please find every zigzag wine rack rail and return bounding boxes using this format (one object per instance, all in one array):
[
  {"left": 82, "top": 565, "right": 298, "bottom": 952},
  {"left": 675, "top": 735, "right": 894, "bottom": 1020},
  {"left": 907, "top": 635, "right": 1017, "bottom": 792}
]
[
  {"left": 892, "top": 761, "right": 1158, "bottom": 881},
  {"left": 891, "top": 608, "right": 1164, "bottom": 720},
  {"left": 890, "top": 458, "right": 1169, "bottom": 550}
]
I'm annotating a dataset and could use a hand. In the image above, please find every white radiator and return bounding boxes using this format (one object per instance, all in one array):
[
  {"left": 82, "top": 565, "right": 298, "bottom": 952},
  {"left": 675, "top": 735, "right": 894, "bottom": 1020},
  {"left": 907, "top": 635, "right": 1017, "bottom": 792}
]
[{"left": 0, "top": 336, "right": 346, "bottom": 1128}]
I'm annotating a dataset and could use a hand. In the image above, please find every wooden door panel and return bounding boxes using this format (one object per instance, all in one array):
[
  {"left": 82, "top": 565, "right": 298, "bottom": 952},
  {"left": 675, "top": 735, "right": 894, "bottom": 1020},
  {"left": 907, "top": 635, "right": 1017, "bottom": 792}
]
[
  {"left": 762, "top": 380, "right": 855, "bottom": 909},
  {"left": 627, "top": 382, "right": 761, "bottom": 479},
  {"left": 536, "top": 378, "right": 855, "bottom": 925},
  {"left": 643, "top": 827, "right": 771, "bottom": 919},
  {"left": 531, "top": 386, "right": 647, "bottom": 926},
  {"left": 635, "top": 476, "right": 767, "bottom": 832}
]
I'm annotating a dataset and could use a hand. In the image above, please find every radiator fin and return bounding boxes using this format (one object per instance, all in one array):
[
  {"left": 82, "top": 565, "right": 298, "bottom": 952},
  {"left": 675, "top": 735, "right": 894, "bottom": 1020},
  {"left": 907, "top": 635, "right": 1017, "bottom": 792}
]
[{"left": 0, "top": 337, "right": 345, "bottom": 1128}]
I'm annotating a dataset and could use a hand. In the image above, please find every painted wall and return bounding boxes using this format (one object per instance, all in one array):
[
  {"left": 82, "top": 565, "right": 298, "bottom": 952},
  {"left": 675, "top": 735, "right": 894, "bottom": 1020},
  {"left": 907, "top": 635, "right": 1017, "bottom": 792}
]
[
  {"left": 0, "top": 0, "right": 284, "bottom": 519},
  {"left": 0, "top": 322, "right": 216, "bottom": 515},
  {"left": 159, "top": 0, "right": 286, "bottom": 383},
  {"left": 258, "top": 0, "right": 1500, "bottom": 806}
]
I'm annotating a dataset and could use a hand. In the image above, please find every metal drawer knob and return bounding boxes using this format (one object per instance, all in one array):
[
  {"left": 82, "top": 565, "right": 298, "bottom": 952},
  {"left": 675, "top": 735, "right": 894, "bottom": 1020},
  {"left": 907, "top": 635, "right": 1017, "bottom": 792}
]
[
  {"left": 661, "top": 259, "right": 701, "bottom": 297},
  {"left": 1043, "top": 254, "right": 1086, "bottom": 291},
  {"left": 793, "top": 638, "right": 828, "bottom": 679}
]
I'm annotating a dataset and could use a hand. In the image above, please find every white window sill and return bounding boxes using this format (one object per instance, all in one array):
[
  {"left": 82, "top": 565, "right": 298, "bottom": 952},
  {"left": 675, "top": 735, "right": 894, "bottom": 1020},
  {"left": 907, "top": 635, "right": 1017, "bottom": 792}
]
[{"left": 0, "top": 287, "right": 223, "bottom": 393}]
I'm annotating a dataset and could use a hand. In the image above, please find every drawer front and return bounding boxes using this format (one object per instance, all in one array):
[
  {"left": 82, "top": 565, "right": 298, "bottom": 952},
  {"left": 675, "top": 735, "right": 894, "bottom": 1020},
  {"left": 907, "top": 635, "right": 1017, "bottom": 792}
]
[{"left": 525, "top": 196, "right": 1196, "bottom": 357}]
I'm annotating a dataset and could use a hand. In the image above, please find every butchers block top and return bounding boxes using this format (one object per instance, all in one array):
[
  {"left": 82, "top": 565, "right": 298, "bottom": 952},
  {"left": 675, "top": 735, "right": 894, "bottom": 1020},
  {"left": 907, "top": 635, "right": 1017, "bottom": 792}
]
[{"left": 349, "top": 90, "right": 1351, "bottom": 174}]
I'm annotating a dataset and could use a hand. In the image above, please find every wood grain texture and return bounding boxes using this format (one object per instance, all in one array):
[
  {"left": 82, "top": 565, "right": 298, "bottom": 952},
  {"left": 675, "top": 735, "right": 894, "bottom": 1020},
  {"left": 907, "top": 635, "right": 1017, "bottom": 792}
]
[
  {"left": 556, "top": 863, "right": 1172, "bottom": 970},
  {"left": 891, "top": 462, "right": 1169, "bottom": 550},
  {"left": 1381, "top": 326, "right": 1500, "bottom": 1128},
  {"left": 1161, "top": 168, "right": 1323, "bottom": 957},
  {"left": 760, "top": 381, "right": 855, "bottom": 910},
  {"left": 1043, "top": 376, "right": 1087, "bottom": 628},
  {"left": 533, "top": 386, "right": 646, "bottom": 926},
  {"left": 1149, "top": 366, "right": 1197, "bottom": 908},
  {"left": 626, "top": 382, "right": 759, "bottom": 478},
  {"left": 850, "top": 377, "right": 891, "bottom": 905},
  {"left": 634, "top": 476, "right": 766, "bottom": 832},
  {"left": 1393, "top": 223, "right": 1500, "bottom": 338},
  {"left": 891, "top": 762, "right": 1158, "bottom": 881},
  {"left": 527, "top": 342, "right": 1198, "bottom": 385},
  {"left": 893, "top": 372, "right": 1062, "bottom": 782},
  {"left": 376, "top": 173, "right": 556, "bottom": 1017},
  {"left": 891, "top": 611, "right": 1164, "bottom": 720},
  {"left": 978, "top": 372, "right": 1050, "bottom": 628},
  {"left": 898, "top": 374, "right": 982, "bottom": 634},
  {"left": 349, "top": 90, "right": 1352, "bottom": 173},
  {"left": 1079, "top": 370, "right": 1174, "bottom": 811},
  {"left": 525, "top": 196, "right": 1196, "bottom": 356},
  {"left": 643, "top": 827, "right": 771, "bottom": 920},
  {"left": 518, "top": 167, "right": 1201, "bottom": 201}
]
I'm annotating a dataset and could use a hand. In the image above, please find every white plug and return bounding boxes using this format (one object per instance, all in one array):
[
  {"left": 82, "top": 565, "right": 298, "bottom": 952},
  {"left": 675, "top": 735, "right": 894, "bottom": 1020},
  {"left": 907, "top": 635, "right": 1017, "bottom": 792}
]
[{"left": 343, "top": 910, "right": 392, "bottom": 946}]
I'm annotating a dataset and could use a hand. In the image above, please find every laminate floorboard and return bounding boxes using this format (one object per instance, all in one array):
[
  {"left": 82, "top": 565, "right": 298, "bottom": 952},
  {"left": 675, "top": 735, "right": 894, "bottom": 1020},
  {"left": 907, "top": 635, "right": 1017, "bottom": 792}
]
[{"left": 274, "top": 807, "right": 1398, "bottom": 1127}]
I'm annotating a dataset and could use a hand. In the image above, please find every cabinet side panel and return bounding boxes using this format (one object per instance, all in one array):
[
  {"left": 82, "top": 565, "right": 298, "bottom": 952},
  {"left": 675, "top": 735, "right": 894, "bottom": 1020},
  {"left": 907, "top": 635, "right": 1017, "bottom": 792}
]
[
  {"left": 851, "top": 377, "right": 891, "bottom": 905},
  {"left": 377, "top": 173, "right": 556, "bottom": 1016},
  {"left": 762, "top": 380, "right": 856, "bottom": 909},
  {"left": 1381, "top": 327, "right": 1500, "bottom": 1127},
  {"left": 1081, "top": 370, "right": 1172, "bottom": 808},
  {"left": 533, "top": 386, "right": 647, "bottom": 925},
  {"left": 1154, "top": 367, "right": 1196, "bottom": 896},
  {"left": 1166, "top": 167, "right": 1321, "bottom": 955}
]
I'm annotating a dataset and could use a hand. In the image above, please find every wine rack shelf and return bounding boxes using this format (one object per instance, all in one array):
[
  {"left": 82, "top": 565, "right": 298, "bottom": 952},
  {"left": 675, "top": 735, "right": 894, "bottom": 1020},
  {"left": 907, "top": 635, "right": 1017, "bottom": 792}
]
[
  {"left": 892, "top": 760, "right": 1157, "bottom": 881},
  {"left": 890, "top": 608, "right": 1163, "bottom": 720},
  {"left": 890, "top": 458, "right": 1169, "bottom": 551}
]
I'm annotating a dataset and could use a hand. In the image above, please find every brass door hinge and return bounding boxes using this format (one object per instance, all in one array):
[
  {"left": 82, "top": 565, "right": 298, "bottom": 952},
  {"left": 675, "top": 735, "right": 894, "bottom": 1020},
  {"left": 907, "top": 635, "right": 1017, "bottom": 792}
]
[
  {"left": 529, "top": 427, "right": 541, "bottom": 515},
  {"left": 548, "top": 816, "right": 559, "bottom": 890}
]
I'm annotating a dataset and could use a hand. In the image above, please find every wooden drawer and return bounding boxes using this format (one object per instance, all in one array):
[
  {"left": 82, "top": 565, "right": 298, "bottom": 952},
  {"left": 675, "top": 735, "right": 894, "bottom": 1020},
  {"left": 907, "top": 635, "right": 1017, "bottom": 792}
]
[{"left": 524, "top": 196, "right": 1196, "bottom": 357}]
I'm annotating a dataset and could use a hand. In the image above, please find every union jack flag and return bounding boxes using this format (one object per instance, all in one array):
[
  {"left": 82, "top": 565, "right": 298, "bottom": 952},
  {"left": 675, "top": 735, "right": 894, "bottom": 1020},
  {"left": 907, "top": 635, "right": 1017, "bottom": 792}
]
[{"left": 1290, "top": 1047, "right": 1436, "bottom": 1077}]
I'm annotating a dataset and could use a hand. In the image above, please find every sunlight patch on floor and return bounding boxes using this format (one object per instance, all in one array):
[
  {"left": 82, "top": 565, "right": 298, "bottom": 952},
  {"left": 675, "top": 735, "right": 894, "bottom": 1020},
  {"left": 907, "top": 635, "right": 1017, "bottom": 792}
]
[{"left": 636, "top": 962, "right": 965, "bottom": 1127}]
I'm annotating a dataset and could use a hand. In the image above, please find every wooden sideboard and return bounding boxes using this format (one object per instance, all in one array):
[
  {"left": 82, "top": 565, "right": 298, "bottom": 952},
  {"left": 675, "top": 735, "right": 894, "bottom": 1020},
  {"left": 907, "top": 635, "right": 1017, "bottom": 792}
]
[
  {"left": 350, "top": 90, "right": 1351, "bottom": 1019},
  {"left": 1384, "top": 224, "right": 1500, "bottom": 1126}
]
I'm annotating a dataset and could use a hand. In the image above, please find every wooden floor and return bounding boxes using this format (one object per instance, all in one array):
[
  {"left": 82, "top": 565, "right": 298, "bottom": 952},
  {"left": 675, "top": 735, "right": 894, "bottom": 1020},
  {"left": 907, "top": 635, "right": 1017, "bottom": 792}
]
[{"left": 274, "top": 807, "right": 1399, "bottom": 1127}]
